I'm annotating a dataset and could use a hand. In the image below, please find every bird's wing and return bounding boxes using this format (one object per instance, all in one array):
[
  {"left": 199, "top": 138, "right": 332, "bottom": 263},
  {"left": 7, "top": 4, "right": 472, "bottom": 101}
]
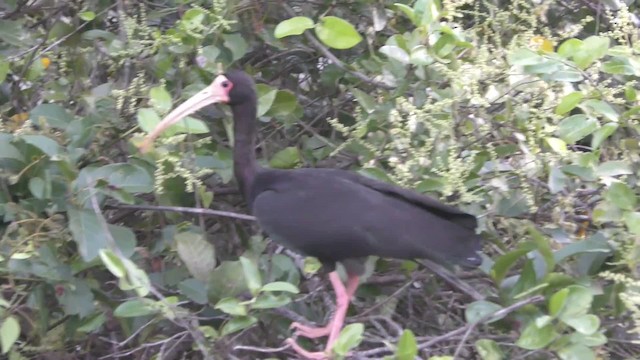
[
  {"left": 250, "top": 169, "right": 482, "bottom": 267},
  {"left": 319, "top": 169, "right": 478, "bottom": 230}
]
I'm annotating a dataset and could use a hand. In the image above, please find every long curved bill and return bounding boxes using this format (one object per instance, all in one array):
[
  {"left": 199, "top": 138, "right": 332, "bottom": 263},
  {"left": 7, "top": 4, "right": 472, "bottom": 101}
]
[{"left": 138, "top": 76, "right": 230, "bottom": 153}]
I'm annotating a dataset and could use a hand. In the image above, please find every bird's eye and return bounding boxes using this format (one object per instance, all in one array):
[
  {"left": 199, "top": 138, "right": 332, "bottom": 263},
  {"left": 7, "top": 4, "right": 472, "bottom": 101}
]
[{"left": 221, "top": 81, "right": 230, "bottom": 88}]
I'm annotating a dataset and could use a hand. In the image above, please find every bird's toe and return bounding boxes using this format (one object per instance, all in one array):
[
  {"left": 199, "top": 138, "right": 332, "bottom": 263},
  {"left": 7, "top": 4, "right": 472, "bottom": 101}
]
[{"left": 285, "top": 338, "right": 329, "bottom": 360}]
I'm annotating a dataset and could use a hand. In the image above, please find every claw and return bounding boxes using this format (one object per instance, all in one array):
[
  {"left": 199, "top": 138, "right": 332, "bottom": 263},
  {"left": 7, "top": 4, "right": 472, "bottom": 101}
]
[
  {"left": 290, "top": 321, "right": 332, "bottom": 339},
  {"left": 285, "top": 338, "right": 329, "bottom": 360}
]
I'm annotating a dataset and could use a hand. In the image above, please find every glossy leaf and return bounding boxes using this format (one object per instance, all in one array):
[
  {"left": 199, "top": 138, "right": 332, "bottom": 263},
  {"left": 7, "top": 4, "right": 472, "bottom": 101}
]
[
  {"left": 220, "top": 316, "right": 257, "bottom": 336},
  {"left": 315, "top": 16, "right": 362, "bottom": 50},
  {"left": 465, "top": 300, "right": 504, "bottom": 323},
  {"left": 562, "top": 314, "right": 600, "bottom": 335},
  {"left": 475, "top": 339, "right": 504, "bottom": 360},
  {"left": 175, "top": 231, "right": 216, "bottom": 282},
  {"left": 333, "top": 323, "right": 364, "bottom": 356},
  {"left": 274, "top": 16, "right": 314, "bottom": 38},
  {"left": 604, "top": 182, "right": 636, "bottom": 210},
  {"left": 215, "top": 297, "right": 247, "bottom": 316},
  {"left": 30, "top": 103, "right": 73, "bottom": 128},
  {"left": 557, "top": 344, "right": 595, "bottom": 360},
  {"left": 516, "top": 321, "right": 557, "bottom": 350},
  {"left": 260, "top": 281, "right": 299, "bottom": 294},
  {"left": 99, "top": 249, "right": 126, "bottom": 278},
  {"left": 555, "top": 92, "right": 583, "bottom": 115},
  {"left": 396, "top": 329, "right": 417, "bottom": 360},
  {"left": 240, "top": 256, "right": 262, "bottom": 296},
  {"left": 269, "top": 147, "right": 301, "bottom": 169},
  {"left": 0, "top": 316, "right": 20, "bottom": 354},
  {"left": 114, "top": 299, "right": 159, "bottom": 317},
  {"left": 556, "top": 115, "right": 599, "bottom": 144}
]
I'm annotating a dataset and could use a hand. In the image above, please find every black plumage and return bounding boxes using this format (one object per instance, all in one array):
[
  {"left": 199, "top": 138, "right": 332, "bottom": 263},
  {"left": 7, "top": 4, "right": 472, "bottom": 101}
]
[{"left": 141, "top": 70, "right": 483, "bottom": 359}]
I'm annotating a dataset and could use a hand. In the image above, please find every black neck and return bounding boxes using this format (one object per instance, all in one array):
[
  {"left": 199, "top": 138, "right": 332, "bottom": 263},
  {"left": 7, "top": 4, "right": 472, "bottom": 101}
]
[{"left": 231, "top": 102, "right": 258, "bottom": 201}]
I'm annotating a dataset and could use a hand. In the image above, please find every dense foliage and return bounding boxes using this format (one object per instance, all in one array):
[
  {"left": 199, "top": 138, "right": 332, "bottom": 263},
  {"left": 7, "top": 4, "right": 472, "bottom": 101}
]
[{"left": 1, "top": 0, "right": 640, "bottom": 359}]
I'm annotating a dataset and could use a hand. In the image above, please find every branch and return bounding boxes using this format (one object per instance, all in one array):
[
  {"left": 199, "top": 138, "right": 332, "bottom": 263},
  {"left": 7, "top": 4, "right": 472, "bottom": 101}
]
[
  {"left": 233, "top": 343, "right": 292, "bottom": 354},
  {"left": 281, "top": 3, "right": 394, "bottom": 90},
  {"left": 106, "top": 203, "right": 257, "bottom": 221},
  {"left": 416, "top": 259, "right": 486, "bottom": 301}
]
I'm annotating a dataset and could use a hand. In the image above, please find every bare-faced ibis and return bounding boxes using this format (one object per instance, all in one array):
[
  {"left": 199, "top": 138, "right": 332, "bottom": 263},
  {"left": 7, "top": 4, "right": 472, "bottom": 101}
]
[{"left": 140, "top": 70, "right": 483, "bottom": 359}]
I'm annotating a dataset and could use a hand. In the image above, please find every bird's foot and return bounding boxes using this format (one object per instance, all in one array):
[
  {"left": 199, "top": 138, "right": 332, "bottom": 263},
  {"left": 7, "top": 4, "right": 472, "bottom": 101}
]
[
  {"left": 290, "top": 321, "right": 331, "bottom": 339},
  {"left": 285, "top": 338, "right": 330, "bottom": 360}
]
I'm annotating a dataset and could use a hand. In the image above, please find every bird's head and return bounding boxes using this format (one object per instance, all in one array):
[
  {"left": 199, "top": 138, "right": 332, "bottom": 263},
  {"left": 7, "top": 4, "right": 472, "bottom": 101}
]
[{"left": 138, "top": 70, "right": 256, "bottom": 153}]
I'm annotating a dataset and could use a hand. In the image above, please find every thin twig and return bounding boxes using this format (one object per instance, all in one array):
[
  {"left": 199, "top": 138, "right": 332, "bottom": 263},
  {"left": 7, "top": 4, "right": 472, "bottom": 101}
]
[
  {"left": 233, "top": 343, "right": 292, "bottom": 353},
  {"left": 416, "top": 259, "right": 486, "bottom": 301},
  {"left": 106, "top": 203, "right": 257, "bottom": 221}
]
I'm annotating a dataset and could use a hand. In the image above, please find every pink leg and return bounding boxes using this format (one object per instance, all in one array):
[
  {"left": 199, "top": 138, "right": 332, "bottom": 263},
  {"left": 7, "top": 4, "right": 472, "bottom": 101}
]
[
  {"left": 290, "top": 273, "right": 360, "bottom": 338},
  {"left": 287, "top": 272, "right": 360, "bottom": 359}
]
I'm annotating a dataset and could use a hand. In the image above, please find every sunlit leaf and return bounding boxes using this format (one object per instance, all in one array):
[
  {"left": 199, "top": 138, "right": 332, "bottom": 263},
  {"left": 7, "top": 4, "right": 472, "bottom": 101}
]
[
  {"left": 315, "top": 16, "right": 362, "bottom": 50},
  {"left": 274, "top": 16, "right": 314, "bottom": 38},
  {"left": 114, "top": 299, "right": 159, "bottom": 317},
  {"left": 0, "top": 316, "right": 20, "bottom": 354},
  {"left": 396, "top": 329, "right": 417, "bottom": 360},
  {"left": 475, "top": 339, "right": 504, "bottom": 360},
  {"left": 555, "top": 92, "right": 583, "bottom": 115},
  {"left": 333, "top": 323, "right": 364, "bottom": 356},
  {"left": 175, "top": 231, "right": 216, "bottom": 283}
]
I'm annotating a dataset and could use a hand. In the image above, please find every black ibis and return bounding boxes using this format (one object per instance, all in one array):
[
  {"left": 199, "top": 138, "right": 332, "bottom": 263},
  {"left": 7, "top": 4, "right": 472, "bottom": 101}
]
[{"left": 140, "top": 70, "right": 483, "bottom": 359}]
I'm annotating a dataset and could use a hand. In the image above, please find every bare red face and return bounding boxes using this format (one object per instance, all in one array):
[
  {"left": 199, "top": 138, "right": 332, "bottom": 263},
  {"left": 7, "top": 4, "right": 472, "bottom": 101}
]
[{"left": 139, "top": 74, "right": 234, "bottom": 153}]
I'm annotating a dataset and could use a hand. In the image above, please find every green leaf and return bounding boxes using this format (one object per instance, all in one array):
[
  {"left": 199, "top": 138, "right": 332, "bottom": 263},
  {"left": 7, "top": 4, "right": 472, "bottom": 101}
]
[
  {"left": 590, "top": 123, "right": 617, "bottom": 150},
  {"left": 624, "top": 212, "right": 640, "bottom": 235},
  {"left": 240, "top": 256, "right": 262, "bottom": 296},
  {"left": 548, "top": 167, "right": 567, "bottom": 194},
  {"left": 220, "top": 316, "right": 257, "bottom": 336},
  {"left": 175, "top": 231, "right": 216, "bottom": 283},
  {"left": 557, "top": 285, "right": 593, "bottom": 320},
  {"left": 549, "top": 288, "right": 569, "bottom": 317},
  {"left": 414, "top": 0, "right": 441, "bottom": 27},
  {"left": 475, "top": 339, "right": 504, "bottom": 360},
  {"left": 30, "top": 103, "right": 73, "bottom": 128},
  {"left": 99, "top": 249, "right": 126, "bottom": 278},
  {"left": 0, "top": 58, "right": 9, "bottom": 83},
  {"left": 491, "top": 242, "right": 536, "bottom": 285},
  {"left": 256, "top": 84, "right": 277, "bottom": 117},
  {"left": 602, "top": 58, "right": 638, "bottom": 75},
  {"left": 563, "top": 314, "right": 600, "bottom": 335},
  {"left": 465, "top": 301, "right": 504, "bottom": 323},
  {"left": 508, "top": 49, "right": 544, "bottom": 66},
  {"left": 556, "top": 115, "right": 599, "bottom": 144},
  {"left": 569, "top": 332, "right": 607, "bottom": 347},
  {"left": 555, "top": 92, "right": 584, "bottom": 115},
  {"left": 251, "top": 293, "right": 291, "bottom": 309},
  {"left": 1, "top": 316, "right": 20, "bottom": 354},
  {"left": 79, "top": 163, "right": 154, "bottom": 193},
  {"left": 582, "top": 99, "right": 618, "bottom": 122},
  {"left": 114, "top": 299, "right": 159, "bottom": 318},
  {"left": 380, "top": 45, "right": 410, "bottom": 64},
  {"left": 77, "top": 313, "right": 106, "bottom": 333},
  {"left": 596, "top": 161, "right": 632, "bottom": 177},
  {"left": 260, "top": 281, "right": 299, "bottom": 294},
  {"left": 332, "top": 323, "right": 364, "bottom": 356},
  {"left": 573, "top": 36, "right": 610, "bottom": 69},
  {"left": 267, "top": 90, "right": 298, "bottom": 117},
  {"left": 394, "top": 4, "right": 417, "bottom": 25},
  {"left": 516, "top": 321, "right": 557, "bottom": 350},
  {"left": 557, "top": 39, "right": 583, "bottom": 58},
  {"left": 315, "top": 16, "right": 362, "bottom": 50},
  {"left": 28, "top": 177, "right": 47, "bottom": 199},
  {"left": 409, "top": 45, "right": 433, "bottom": 65},
  {"left": 57, "top": 279, "right": 96, "bottom": 318},
  {"left": 269, "top": 147, "right": 301, "bottom": 169},
  {"left": 223, "top": 33, "right": 248, "bottom": 62},
  {"left": 79, "top": 11, "right": 96, "bottom": 21},
  {"left": 545, "top": 137, "right": 567, "bottom": 154},
  {"left": 605, "top": 182, "right": 637, "bottom": 210},
  {"left": 274, "top": 16, "right": 314, "bottom": 38},
  {"left": 21, "top": 134, "right": 62, "bottom": 156},
  {"left": 396, "top": 329, "right": 417, "bottom": 360},
  {"left": 68, "top": 207, "right": 137, "bottom": 261},
  {"left": 351, "top": 88, "right": 377, "bottom": 114},
  {"left": 178, "top": 278, "right": 209, "bottom": 304},
  {"left": 215, "top": 297, "right": 248, "bottom": 316},
  {"left": 149, "top": 85, "right": 173, "bottom": 114},
  {"left": 557, "top": 344, "right": 595, "bottom": 360}
]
